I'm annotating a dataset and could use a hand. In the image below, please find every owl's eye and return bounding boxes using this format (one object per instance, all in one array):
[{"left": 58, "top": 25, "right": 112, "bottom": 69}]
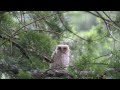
[
  {"left": 63, "top": 47, "right": 67, "bottom": 50},
  {"left": 58, "top": 47, "right": 61, "bottom": 50}
]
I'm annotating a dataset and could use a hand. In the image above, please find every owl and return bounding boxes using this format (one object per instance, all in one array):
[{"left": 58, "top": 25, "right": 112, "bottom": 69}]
[{"left": 51, "top": 44, "right": 70, "bottom": 70}]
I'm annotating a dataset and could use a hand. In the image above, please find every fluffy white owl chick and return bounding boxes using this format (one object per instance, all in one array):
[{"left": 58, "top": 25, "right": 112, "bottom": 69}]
[{"left": 51, "top": 44, "right": 70, "bottom": 70}]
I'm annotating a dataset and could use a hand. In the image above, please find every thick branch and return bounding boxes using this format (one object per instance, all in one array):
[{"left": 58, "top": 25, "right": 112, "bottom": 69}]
[
  {"left": 31, "top": 69, "right": 74, "bottom": 79},
  {"left": 0, "top": 35, "right": 30, "bottom": 61}
]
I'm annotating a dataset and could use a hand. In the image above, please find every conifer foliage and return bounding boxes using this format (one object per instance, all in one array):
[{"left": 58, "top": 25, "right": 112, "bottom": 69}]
[{"left": 0, "top": 11, "right": 120, "bottom": 79}]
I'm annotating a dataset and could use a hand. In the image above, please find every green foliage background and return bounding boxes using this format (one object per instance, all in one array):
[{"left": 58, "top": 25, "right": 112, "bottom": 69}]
[{"left": 0, "top": 11, "right": 120, "bottom": 79}]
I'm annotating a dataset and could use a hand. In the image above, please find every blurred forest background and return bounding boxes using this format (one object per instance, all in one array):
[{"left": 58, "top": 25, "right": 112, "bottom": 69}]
[{"left": 0, "top": 11, "right": 120, "bottom": 79}]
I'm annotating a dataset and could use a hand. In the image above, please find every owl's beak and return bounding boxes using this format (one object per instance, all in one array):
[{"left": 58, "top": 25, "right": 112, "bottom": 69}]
[
  {"left": 62, "top": 50, "right": 66, "bottom": 53},
  {"left": 62, "top": 51, "right": 66, "bottom": 53}
]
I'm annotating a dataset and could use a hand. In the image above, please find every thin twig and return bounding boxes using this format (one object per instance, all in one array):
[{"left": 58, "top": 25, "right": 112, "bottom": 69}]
[
  {"left": 14, "top": 12, "right": 29, "bottom": 30},
  {"left": 13, "top": 11, "right": 67, "bottom": 36},
  {"left": 102, "top": 11, "right": 120, "bottom": 28},
  {"left": 92, "top": 53, "right": 111, "bottom": 60},
  {"left": 89, "top": 11, "right": 120, "bottom": 31},
  {"left": 105, "top": 19, "right": 120, "bottom": 42},
  {"left": 58, "top": 13, "right": 88, "bottom": 41},
  {"left": 85, "top": 11, "right": 110, "bottom": 22}
]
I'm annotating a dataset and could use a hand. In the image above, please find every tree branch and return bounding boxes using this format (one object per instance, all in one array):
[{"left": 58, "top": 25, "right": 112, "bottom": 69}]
[
  {"left": 0, "top": 35, "right": 31, "bottom": 62},
  {"left": 58, "top": 13, "right": 88, "bottom": 41},
  {"left": 13, "top": 11, "right": 67, "bottom": 36},
  {"left": 39, "top": 54, "right": 52, "bottom": 63},
  {"left": 31, "top": 69, "right": 74, "bottom": 79}
]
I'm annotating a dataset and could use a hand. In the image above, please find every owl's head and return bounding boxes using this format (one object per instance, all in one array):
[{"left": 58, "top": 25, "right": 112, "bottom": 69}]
[{"left": 56, "top": 45, "right": 70, "bottom": 53}]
